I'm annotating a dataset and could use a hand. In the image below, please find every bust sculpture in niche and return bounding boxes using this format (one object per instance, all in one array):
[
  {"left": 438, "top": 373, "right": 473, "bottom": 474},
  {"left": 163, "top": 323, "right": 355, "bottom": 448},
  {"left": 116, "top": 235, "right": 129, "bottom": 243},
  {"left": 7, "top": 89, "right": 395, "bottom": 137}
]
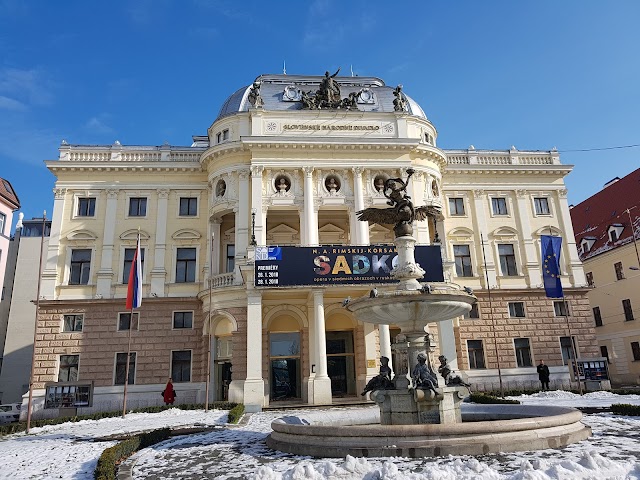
[
  {"left": 276, "top": 176, "right": 290, "bottom": 194},
  {"left": 374, "top": 176, "right": 385, "bottom": 193},
  {"left": 432, "top": 179, "right": 439, "bottom": 197},
  {"left": 326, "top": 176, "right": 339, "bottom": 194},
  {"left": 215, "top": 180, "right": 226, "bottom": 198}
]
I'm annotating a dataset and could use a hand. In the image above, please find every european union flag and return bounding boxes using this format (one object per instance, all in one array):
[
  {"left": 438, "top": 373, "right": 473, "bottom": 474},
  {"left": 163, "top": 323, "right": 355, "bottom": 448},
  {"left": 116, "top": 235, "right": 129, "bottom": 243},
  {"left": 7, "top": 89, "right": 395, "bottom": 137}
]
[{"left": 541, "top": 235, "right": 563, "bottom": 298}]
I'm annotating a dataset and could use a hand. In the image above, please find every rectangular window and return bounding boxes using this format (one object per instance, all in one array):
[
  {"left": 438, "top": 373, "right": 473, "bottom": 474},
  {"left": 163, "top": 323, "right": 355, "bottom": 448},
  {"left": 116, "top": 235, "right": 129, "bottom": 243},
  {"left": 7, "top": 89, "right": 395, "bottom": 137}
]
[
  {"left": 615, "top": 261, "right": 625, "bottom": 280},
  {"left": 560, "top": 336, "right": 576, "bottom": 365},
  {"left": 491, "top": 197, "right": 508, "bottom": 215},
  {"left": 453, "top": 245, "right": 473, "bottom": 277},
  {"left": 179, "top": 197, "right": 198, "bottom": 216},
  {"left": 115, "top": 352, "right": 136, "bottom": 385},
  {"left": 554, "top": 301, "right": 569, "bottom": 317},
  {"left": 534, "top": 197, "right": 550, "bottom": 215},
  {"left": 62, "top": 314, "right": 83, "bottom": 332},
  {"left": 118, "top": 312, "right": 139, "bottom": 331},
  {"left": 508, "top": 301, "right": 526, "bottom": 318},
  {"left": 586, "top": 272, "right": 594, "bottom": 287},
  {"left": 222, "top": 129, "right": 229, "bottom": 141},
  {"left": 128, "top": 197, "right": 147, "bottom": 217},
  {"left": 69, "top": 249, "right": 91, "bottom": 285},
  {"left": 176, "top": 248, "right": 197, "bottom": 283},
  {"left": 623, "top": 299, "right": 634, "bottom": 321},
  {"left": 514, "top": 338, "right": 533, "bottom": 367},
  {"left": 467, "top": 340, "right": 485, "bottom": 369},
  {"left": 593, "top": 306, "right": 603, "bottom": 327},
  {"left": 226, "top": 244, "right": 235, "bottom": 273},
  {"left": 632, "top": 342, "right": 640, "bottom": 361},
  {"left": 449, "top": 198, "right": 465, "bottom": 216},
  {"left": 77, "top": 197, "right": 96, "bottom": 217},
  {"left": 600, "top": 345, "right": 609, "bottom": 362},
  {"left": 498, "top": 244, "right": 518, "bottom": 276},
  {"left": 173, "top": 311, "right": 193, "bottom": 329},
  {"left": 58, "top": 355, "right": 79, "bottom": 382},
  {"left": 171, "top": 350, "right": 192, "bottom": 382},
  {"left": 464, "top": 304, "right": 479, "bottom": 319},
  {"left": 123, "top": 248, "right": 145, "bottom": 284},
  {"left": 0, "top": 212, "right": 5, "bottom": 235},
  {"left": 216, "top": 132, "right": 221, "bottom": 144}
]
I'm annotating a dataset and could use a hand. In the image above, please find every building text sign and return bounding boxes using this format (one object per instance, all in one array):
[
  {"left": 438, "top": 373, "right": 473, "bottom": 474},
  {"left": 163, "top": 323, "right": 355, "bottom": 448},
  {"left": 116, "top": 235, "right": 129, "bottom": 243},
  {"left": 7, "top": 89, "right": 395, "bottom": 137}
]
[{"left": 254, "top": 245, "right": 444, "bottom": 287}]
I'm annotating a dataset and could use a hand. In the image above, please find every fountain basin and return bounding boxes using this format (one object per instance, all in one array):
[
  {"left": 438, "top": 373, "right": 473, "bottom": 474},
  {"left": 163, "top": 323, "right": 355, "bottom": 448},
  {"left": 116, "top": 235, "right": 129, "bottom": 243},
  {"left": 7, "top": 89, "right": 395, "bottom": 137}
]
[
  {"left": 266, "top": 404, "right": 591, "bottom": 457},
  {"left": 346, "top": 286, "right": 475, "bottom": 330}
]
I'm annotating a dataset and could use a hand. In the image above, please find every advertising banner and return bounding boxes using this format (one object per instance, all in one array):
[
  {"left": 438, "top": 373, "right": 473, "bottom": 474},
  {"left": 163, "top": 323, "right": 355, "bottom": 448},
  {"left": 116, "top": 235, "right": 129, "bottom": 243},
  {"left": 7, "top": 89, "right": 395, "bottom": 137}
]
[{"left": 254, "top": 245, "right": 444, "bottom": 288}]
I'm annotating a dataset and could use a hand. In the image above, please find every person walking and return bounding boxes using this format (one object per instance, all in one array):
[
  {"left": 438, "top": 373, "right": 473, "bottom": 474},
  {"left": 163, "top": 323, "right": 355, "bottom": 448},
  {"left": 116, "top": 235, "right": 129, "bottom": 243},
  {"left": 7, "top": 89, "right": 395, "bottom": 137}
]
[
  {"left": 537, "top": 360, "right": 550, "bottom": 391},
  {"left": 162, "top": 378, "right": 176, "bottom": 405}
]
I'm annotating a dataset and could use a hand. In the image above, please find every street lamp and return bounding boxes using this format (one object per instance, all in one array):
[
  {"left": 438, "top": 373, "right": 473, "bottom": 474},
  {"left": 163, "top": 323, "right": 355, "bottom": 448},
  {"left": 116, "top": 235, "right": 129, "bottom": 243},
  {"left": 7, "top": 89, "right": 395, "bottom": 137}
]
[
  {"left": 624, "top": 207, "right": 640, "bottom": 270},
  {"left": 250, "top": 208, "right": 256, "bottom": 246}
]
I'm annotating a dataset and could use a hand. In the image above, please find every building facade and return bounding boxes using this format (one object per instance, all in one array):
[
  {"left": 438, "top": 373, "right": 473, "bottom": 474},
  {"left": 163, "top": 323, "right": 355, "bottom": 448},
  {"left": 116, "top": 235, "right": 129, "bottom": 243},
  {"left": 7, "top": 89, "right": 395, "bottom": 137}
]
[
  {"left": 571, "top": 168, "right": 640, "bottom": 386},
  {"left": 28, "top": 73, "right": 596, "bottom": 417}
]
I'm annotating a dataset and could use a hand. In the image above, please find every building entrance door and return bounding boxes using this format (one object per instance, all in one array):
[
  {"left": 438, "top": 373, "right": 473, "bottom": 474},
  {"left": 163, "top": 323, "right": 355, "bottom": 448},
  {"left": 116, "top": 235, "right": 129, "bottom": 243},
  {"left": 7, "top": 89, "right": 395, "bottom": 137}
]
[
  {"left": 326, "top": 331, "right": 356, "bottom": 397},
  {"left": 269, "top": 332, "right": 301, "bottom": 401}
]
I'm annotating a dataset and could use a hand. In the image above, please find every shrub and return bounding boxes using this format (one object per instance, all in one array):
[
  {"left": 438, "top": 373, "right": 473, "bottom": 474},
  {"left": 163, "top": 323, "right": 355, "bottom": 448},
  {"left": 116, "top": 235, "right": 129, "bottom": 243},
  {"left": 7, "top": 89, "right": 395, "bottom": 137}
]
[
  {"left": 94, "top": 428, "right": 171, "bottom": 480},
  {"left": 227, "top": 404, "right": 245, "bottom": 424},
  {"left": 469, "top": 393, "right": 520, "bottom": 405},
  {"left": 611, "top": 404, "right": 640, "bottom": 416}
]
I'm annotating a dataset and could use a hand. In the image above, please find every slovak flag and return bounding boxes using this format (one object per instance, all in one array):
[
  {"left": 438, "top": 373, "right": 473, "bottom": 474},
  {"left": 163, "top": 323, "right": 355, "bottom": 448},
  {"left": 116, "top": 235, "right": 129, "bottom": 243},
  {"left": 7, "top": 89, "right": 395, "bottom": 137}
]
[{"left": 126, "top": 234, "right": 143, "bottom": 309}]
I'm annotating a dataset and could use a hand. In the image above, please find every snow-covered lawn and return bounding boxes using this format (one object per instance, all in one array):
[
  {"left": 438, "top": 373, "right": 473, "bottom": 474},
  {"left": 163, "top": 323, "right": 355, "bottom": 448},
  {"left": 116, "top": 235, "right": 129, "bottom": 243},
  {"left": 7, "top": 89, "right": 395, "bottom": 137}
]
[{"left": 0, "top": 391, "right": 639, "bottom": 479}]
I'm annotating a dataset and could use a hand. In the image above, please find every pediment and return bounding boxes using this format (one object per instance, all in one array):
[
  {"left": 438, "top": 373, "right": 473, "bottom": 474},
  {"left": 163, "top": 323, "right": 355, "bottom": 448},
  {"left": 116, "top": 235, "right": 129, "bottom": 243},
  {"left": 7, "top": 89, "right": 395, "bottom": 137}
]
[
  {"left": 171, "top": 229, "right": 202, "bottom": 240},
  {"left": 66, "top": 229, "right": 98, "bottom": 241},
  {"left": 533, "top": 226, "right": 562, "bottom": 237},
  {"left": 268, "top": 223, "right": 298, "bottom": 235},
  {"left": 491, "top": 227, "right": 519, "bottom": 238},
  {"left": 318, "top": 223, "right": 345, "bottom": 234},
  {"left": 120, "top": 229, "right": 151, "bottom": 241},
  {"left": 448, "top": 227, "right": 474, "bottom": 240}
]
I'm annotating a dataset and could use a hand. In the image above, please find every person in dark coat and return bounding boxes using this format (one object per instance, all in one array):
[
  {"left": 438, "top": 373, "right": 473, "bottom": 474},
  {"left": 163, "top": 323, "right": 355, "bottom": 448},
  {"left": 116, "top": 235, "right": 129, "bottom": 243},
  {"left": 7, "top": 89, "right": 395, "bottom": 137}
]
[
  {"left": 162, "top": 378, "right": 177, "bottom": 405},
  {"left": 537, "top": 360, "right": 550, "bottom": 391}
]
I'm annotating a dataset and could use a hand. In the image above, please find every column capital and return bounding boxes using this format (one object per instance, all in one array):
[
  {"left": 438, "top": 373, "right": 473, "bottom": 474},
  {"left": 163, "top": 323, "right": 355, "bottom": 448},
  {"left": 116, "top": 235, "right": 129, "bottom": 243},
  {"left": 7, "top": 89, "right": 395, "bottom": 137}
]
[
  {"left": 211, "top": 217, "right": 223, "bottom": 225},
  {"left": 157, "top": 188, "right": 170, "bottom": 199},
  {"left": 515, "top": 189, "right": 528, "bottom": 198},
  {"left": 106, "top": 188, "right": 119, "bottom": 199},
  {"left": 53, "top": 187, "right": 66, "bottom": 200},
  {"left": 473, "top": 189, "right": 485, "bottom": 199},
  {"left": 557, "top": 188, "right": 568, "bottom": 198},
  {"left": 351, "top": 166, "right": 365, "bottom": 176},
  {"left": 301, "top": 166, "right": 314, "bottom": 176},
  {"left": 238, "top": 169, "right": 251, "bottom": 180},
  {"left": 247, "top": 291, "right": 262, "bottom": 304},
  {"left": 250, "top": 165, "right": 264, "bottom": 177}
]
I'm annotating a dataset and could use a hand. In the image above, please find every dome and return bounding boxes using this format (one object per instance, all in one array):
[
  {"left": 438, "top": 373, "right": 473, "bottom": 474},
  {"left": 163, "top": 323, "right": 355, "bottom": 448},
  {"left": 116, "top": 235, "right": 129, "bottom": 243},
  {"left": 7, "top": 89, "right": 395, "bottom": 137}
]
[{"left": 215, "top": 73, "right": 427, "bottom": 122}]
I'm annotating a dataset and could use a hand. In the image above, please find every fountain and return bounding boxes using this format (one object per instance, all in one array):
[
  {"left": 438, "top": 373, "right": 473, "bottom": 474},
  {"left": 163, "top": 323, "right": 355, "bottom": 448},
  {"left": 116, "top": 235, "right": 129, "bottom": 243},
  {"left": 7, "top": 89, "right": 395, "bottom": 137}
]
[{"left": 267, "top": 168, "right": 591, "bottom": 457}]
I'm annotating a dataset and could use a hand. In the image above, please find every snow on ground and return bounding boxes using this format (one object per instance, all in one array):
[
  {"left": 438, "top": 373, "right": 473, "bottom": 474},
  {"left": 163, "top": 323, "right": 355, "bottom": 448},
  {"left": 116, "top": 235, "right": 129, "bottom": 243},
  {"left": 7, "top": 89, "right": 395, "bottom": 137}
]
[{"left": 0, "top": 392, "right": 640, "bottom": 479}]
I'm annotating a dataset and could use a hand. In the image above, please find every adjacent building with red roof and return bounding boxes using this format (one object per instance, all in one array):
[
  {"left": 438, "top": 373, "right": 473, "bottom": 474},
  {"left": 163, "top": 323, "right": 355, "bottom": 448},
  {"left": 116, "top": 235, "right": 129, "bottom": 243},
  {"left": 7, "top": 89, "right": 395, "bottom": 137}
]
[{"left": 0, "top": 176, "right": 20, "bottom": 294}]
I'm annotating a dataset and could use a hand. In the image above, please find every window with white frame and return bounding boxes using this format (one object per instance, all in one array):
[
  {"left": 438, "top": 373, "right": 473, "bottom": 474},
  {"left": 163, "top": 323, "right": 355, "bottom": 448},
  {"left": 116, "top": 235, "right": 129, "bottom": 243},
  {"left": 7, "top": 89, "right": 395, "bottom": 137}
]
[
  {"left": 173, "top": 311, "right": 193, "bottom": 329},
  {"left": 623, "top": 299, "right": 634, "bottom": 321},
  {"left": 0, "top": 212, "right": 5, "bottom": 235},
  {"left": 62, "top": 314, "right": 83, "bottom": 332},
  {"left": 534, "top": 197, "right": 551, "bottom": 215},
  {"left": 179, "top": 197, "right": 198, "bottom": 216},
  {"left": 554, "top": 301, "right": 569, "bottom": 317},
  {"left": 508, "top": 301, "right": 526, "bottom": 318},
  {"left": 453, "top": 245, "right": 473, "bottom": 277},
  {"left": 58, "top": 355, "right": 79, "bottom": 382},
  {"left": 118, "top": 312, "right": 139, "bottom": 331},
  {"left": 171, "top": 350, "right": 192, "bottom": 382},
  {"left": 614, "top": 261, "right": 625, "bottom": 280},
  {"left": 77, "top": 197, "right": 96, "bottom": 217},
  {"left": 128, "top": 197, "right": 147, "bottom": 217},
  {"left": 498, "top": 244, "right": 518, "bottom": 276},
  {"left": 69, "top": 249, "right": 92, "bottom": 285},
  {"left": 115, "top": 352, "right": 136, "bottom": 385},
  {"left": 176, "top": 248, "right": 197, "bottom": 282},
  {"left": 514, "top": 338, "right": 533, "bottom": 367},
  {"left": 448, "top": 198, "right": 465, "bottom": 216},
  {"left": 123, "top": 248, "right": 145, "bottom": 284},
  {"left": 226, "top": 244, "right": 235, "bottom": 273},
  {"left": 608, "top": 224, "right": 624, "bottom": 243},
  {"left": 560, "top": 336, "right": 576, "bottom": 365},
  {"left": 491, "top": 197, "right": 508, "bottom": 215},
  {"left": 222, "top": 129, "right": 229, "bottom": 141},
  {"left": 467, "top": 340, "right": 485, "bottom": 369}
]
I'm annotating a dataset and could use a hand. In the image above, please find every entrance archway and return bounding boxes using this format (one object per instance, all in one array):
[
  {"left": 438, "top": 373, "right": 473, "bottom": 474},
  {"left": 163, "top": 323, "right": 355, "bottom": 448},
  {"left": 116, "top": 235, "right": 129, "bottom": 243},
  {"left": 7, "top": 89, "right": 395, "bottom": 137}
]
[
  {"left": 325, "top": 313, "right": 357, "bottom": 397},
  {"left": 268, "top": 314, "right": 302, "bottom": 401}
]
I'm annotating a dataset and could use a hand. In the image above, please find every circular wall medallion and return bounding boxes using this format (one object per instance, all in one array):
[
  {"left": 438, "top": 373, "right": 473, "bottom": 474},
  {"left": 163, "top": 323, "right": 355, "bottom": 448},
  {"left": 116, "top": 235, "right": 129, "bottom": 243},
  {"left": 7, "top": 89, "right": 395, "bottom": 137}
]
[
  {"left": 383, "top": 124, "right": 394, "bottom": 134},
  {"left": 266, "top": 122, "right": 277, "bottom": 132}
]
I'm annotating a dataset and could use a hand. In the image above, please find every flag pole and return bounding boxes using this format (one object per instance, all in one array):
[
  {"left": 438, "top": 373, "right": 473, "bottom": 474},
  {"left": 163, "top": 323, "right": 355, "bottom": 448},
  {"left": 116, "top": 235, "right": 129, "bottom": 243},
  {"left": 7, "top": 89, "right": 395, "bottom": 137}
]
[
  {"left": 122, "top": 229, "right": 141, "bottom": 418},
  {"left": 27, "top": 211, "right": 47, "bottom": 433},
  {"left": 122, "top": 306, "right": 134, "bottom": 418},
  {"left": 480, "top": 233, "right": 504, "bottom": 398},
  {"left": 205, "top": 232, "right": 214, "bottom": 411}
]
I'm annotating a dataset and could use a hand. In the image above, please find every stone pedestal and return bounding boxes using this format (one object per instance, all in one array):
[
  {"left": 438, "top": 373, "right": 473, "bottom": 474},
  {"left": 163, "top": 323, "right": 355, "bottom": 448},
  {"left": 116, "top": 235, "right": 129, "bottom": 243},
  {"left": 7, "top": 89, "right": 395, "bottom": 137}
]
[
  {"left": 371, "top": 389, "right": 419, "bottom": 425},
  {"left": 414, "top": 385, "right": 468, "bottom": 424}
]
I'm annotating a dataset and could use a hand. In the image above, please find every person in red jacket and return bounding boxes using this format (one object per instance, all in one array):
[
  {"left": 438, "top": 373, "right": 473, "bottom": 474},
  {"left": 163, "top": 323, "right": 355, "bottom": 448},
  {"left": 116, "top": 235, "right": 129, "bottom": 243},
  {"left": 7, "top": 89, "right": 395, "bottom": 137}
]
[{"left": 162, "top": 378, "right": 176, "bottom": 405}]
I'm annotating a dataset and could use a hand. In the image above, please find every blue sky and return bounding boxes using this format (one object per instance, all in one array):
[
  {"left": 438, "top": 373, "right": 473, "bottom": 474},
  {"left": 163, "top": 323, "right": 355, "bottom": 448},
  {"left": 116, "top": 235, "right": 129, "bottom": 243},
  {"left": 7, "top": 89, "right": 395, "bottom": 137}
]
[{"left": 1, "top": 1, "right": 639, "bottom": 227}]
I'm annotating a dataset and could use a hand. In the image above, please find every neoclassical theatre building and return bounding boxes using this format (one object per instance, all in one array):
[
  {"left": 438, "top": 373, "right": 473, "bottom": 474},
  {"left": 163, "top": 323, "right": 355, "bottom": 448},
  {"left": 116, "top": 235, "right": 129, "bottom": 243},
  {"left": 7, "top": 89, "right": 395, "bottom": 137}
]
[{"left": 31, "top": 72, "right": 597, "bottom": 416}]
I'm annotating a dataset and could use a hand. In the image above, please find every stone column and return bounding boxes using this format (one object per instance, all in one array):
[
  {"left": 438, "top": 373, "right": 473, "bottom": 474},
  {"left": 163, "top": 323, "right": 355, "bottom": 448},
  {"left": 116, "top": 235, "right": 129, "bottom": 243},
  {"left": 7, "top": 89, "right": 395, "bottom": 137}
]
[
  {"left": 251, "top": 166, "right": 265, "bottom": 246},
  {"left": 210, "top": 218, "right": 222, "bottom": 276},
  {"left": 352, "top": 167, "right": 369, "bottom": 245},
  {"left": 556, "top": 188, "right": 587, "bottom": 286},
  {"left": 302, "top": 167, "right": 319, "bottom": 246},
  {"left": 311, "top": 289, "right": 332, "bottom": 404},
  {"left": 41, "top": 188, "right": 66, "bottom": 299},
  {"left": 413, "top": 171, "right": 431, "bottom": 245},
  {"left": 243, "top": 291, "right": 265, "bottom": 412},
  {"left": 236, "top": 169, "right": 250, "bottom": 262},
  {"left": 515, "top": 189, "right": 541, "bottom": 287},
  {"left": 96, "top": 189, "right": 119, "bottom": 297},
  {"left": 379, "top": 324, "right": 393, "bottom": 371},
  {"left": 437, "top": 319, "right": 459, "bottom": 374},
  {"left": 150, "top": 189, "right": 169, "bottom": 296}
]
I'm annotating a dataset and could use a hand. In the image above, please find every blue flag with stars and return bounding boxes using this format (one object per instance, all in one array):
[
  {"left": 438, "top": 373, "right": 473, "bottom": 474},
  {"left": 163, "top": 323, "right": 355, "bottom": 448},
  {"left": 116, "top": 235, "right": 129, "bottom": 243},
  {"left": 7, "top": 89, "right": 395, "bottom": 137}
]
[{"left": 541, "top": 235, "right": 563, "bottom": 298}]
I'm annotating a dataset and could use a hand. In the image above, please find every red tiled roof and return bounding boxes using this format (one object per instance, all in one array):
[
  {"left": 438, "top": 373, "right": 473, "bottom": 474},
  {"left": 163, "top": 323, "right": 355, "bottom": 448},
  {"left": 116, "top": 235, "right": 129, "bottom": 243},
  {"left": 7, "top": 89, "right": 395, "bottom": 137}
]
[
  {"left": 570, "top": 168, "right": 640, "bottom": 260},
  {"left": 0, "top": 177, "right": 20, "bottom": 210}
]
